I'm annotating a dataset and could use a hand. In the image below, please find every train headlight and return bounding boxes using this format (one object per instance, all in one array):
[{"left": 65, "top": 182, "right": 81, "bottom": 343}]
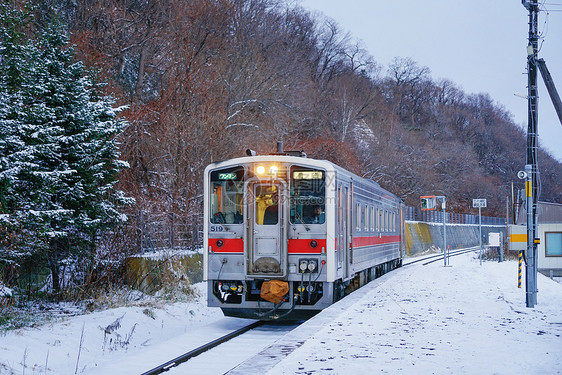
[
  {"left": 269, "top": 165, "right": 278, "bottom": 175},
  {"left": 256, "top": 165, "right": 266, "bottom": 175},
  {"left": 299, "top": 260, "right": 308, "bottom": 272}
]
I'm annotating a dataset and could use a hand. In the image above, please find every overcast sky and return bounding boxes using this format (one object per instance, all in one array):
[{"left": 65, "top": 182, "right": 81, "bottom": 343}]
[{"left": 299, "top": 0, "right": 562, "bottom": 162}]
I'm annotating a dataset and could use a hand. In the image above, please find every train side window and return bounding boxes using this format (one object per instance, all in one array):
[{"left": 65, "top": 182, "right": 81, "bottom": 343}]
[
  {"left": 354, "top": 203, "right": 361, "bottom": 232},
  {"left": 376, "top": 208, "right": 380, "bottom": 232},
  {"left": 364, "top": 204, "right": 369, "bottom": 232},
  {"left": 386, "top": 211, "right": 390, "bottom": 232},
  {"left": 210, "top": 167, "right": 244, "bottom": 224},
  {"left": 369, "top": 207, "right": 375, "bottom": 232},
  {"left": 384, "top": 210, "right": 388, "bottom": 232}
]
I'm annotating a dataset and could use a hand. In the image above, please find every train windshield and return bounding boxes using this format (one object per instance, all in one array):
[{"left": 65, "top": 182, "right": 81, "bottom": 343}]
[
  {"left": 210, "top": 167, "right": 244, "bottom": 224},
  {"left": 290, "top": 166, "right": 325, "bottom": 224}
]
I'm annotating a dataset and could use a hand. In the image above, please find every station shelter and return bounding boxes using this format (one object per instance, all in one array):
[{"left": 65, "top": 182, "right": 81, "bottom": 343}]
[{"left": 509, "top": 201, "right": 562, "bottom": 277}]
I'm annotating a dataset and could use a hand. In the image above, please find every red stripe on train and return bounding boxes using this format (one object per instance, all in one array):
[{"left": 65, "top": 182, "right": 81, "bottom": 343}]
[
  {"left": 288, "top": 239, "right": 326, "bottom": 254},
  {"left": 209, "top": 236, "right": 397, "bottom": 253},
  {"left": 209, "top": 238, "right": 244, "bottom": 253},
  {"left": 353, "top": 235, "right": 401, "bottom": 248}
]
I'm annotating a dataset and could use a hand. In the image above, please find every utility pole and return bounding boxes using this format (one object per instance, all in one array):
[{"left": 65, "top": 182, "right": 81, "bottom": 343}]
[
  {"left": 441, "top": 196, "right": 448, "bottom": 267},
  {"left": 523, "top": 0, "right": 539, "bottom": 308}
]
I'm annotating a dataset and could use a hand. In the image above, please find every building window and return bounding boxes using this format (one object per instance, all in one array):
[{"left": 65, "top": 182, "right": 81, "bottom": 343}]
[{"left": 546, "top": 232, "right": 562, "bottom": 257}]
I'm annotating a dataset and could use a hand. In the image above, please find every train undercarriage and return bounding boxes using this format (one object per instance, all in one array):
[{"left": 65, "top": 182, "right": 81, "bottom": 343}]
[{"left": 209, "top": 258, "right": 402, "bottom": 321}]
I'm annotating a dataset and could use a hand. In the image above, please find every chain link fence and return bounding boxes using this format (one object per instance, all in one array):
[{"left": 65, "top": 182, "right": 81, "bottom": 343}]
[{"left": 403, "top": 206, "right": 506, "bottom": 225}]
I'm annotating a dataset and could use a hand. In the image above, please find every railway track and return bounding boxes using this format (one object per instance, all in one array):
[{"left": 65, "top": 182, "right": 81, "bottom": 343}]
[
  {"left": 140, "top": 321, "right": 265, "bottom": 375},
  {"left": 141, "top": 247, "right": 480, "bottom": 374},
  {"left": 403, "top": 246, "right": 480, "bottom": 266}
]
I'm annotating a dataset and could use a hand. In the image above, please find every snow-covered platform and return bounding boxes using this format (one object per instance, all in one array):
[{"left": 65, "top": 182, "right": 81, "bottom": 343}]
[{"left": 229, "top": 252, "right": 562, "bottom": 375}]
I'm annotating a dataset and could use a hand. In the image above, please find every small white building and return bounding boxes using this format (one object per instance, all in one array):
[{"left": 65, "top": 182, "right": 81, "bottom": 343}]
[{"left": 510, "top": 201, "right": 562, "bottom": 276}]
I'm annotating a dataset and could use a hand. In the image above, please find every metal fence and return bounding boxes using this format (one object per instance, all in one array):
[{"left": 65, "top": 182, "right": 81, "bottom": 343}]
[
  {"left": 404, "top": 206, "right": 506, "bottom": 226},
  {"left": 135, "top": 210, "right": 203, "bottom": 253}
]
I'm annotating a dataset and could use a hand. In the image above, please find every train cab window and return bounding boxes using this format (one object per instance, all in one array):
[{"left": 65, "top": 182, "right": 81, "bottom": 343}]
[
  {"left": 210, "top": 167, "right": 244, "bottom": 224},
  {"left": 290, "top": 167, "right": 325, "bottom": 224},
  {"left": 256, "top": 185, "right": 278, "bottom": 225}
]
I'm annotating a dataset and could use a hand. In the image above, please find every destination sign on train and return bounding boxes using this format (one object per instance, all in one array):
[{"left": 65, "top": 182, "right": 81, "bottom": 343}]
[
  {"left": 218, "top": 172, "right": 237, "bottom": 180},
  {"left": 293, "top": 171, "right": 323, "bottom": 180}
]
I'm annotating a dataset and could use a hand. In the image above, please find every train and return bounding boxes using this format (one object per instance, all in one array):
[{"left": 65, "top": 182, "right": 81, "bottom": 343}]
[{"left": 203, "top": 145, "right": 405, "bottom": 320}]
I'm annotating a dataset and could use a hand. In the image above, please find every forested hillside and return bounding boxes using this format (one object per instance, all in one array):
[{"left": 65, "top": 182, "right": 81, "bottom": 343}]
[
  {"left": 3, "top": 0, "right": 562, "bottom": 278},
  {"left": 51, "top": 0, "right": 562, "bottom": 244}
]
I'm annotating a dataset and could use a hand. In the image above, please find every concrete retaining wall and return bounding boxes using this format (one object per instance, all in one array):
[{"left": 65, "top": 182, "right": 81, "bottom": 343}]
[{"left": 405, "top": 221, "right": 506, "bottom": 256}]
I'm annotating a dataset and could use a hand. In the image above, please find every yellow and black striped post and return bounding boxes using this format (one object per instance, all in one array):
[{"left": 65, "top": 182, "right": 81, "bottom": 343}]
[{"left": 518, "top": 251, "right": 523, "bottom": 288}]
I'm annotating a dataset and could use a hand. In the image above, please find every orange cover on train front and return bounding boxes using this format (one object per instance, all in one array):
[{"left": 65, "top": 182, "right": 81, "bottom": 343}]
[{"left": 260, "top": 280, "right": 289, "bottom": 304}]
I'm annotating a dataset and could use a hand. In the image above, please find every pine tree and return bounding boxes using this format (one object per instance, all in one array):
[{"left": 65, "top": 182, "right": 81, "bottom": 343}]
[
  {"left": 0, "top": 4, "right": 133, "bottom": 293},
  {"left": 0, "top": 2, "right": 45, "bottom": 275}
]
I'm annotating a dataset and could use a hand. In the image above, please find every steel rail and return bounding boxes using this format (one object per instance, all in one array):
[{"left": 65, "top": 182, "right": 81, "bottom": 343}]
[
  {"left": 403, "top": 246, "right": 479, "bottom": 267},
  {"left": 140, "top": 320, "right": 265, "bottom": 375},
  {"left": 420, "top": 248, "right": 477, "bottom": 266}
]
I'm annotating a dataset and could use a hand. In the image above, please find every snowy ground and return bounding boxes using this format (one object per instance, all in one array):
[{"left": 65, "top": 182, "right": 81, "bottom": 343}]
[
  {"left": 0, "top": 283, "right": 225, "bottom": 374},
  {"left": 263, "top": 253, "right": 562, "bottom": 374},
  {"left": 1, "top": 252, "right": 561, "bottom": 374}
]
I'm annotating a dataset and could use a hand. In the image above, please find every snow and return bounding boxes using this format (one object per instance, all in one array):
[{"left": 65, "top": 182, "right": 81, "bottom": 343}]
[
  {"left": 1, "top": 252, "right": 561, "bottom": 374},
  {"left": 264, "top": 253, "right": 562, "bottom": 374},
  {"left": 0, "top": 284, "right": 12, "bottom": 298}
]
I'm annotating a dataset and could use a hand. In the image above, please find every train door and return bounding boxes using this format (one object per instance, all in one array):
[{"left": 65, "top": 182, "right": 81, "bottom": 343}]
[
  {"left": 337, "top": 185, "right": 344, "bottom": 271},
  {"left": 337, "top": 184, "right": 351, "bottom": 280},
  {"left": 347, "top": 183, "right": 353, "bottom": 277},
  {"left": 244, "top": 180, "right": 287, "bottom": 277},
  {"left": 399, "top": 202, "right": 406, "bottom": 259}
]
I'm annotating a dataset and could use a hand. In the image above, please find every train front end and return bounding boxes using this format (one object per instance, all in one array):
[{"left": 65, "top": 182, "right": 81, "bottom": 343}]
[{"left": 204, "top": 155, "right": 335, "bottom": 320}]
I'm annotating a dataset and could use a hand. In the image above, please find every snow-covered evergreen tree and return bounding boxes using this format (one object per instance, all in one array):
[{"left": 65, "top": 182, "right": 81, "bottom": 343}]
[
  {"left": 0, "top": 2, "right": 45, "bottom": 269},
  {"left": 0, "top": 4, "right": 133, "bottom": 292}
]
